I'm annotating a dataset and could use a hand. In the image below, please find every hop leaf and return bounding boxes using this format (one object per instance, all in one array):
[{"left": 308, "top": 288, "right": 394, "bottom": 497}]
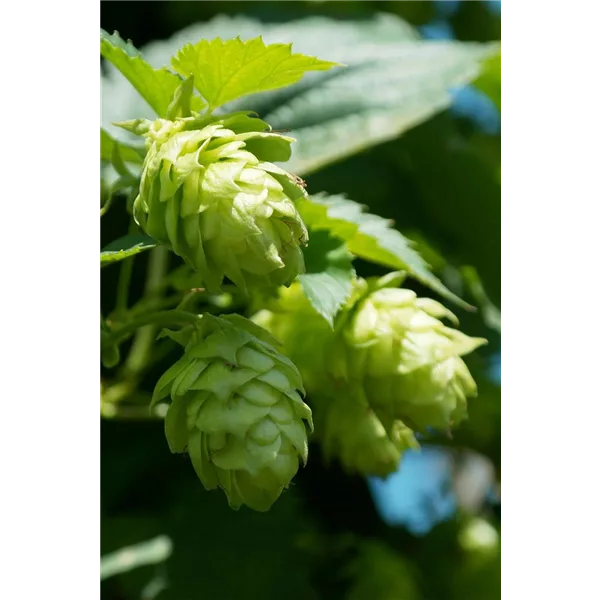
[
  {"left": 130, "top": 112, "right": 309, "bottom": 293},
  {"left": 152, "top": 314, "right": 312, "bottom": 511},
  {"left": 171, "top": 36, "right": 341, "bottom": 111}
]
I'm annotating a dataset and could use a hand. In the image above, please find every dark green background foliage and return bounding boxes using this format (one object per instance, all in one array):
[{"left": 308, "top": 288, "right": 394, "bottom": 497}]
[{"left": 101, "top": 2, "right": 500, "bottom": 599}]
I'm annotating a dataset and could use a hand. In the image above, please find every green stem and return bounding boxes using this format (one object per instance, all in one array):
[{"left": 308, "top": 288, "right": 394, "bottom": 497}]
[
  {"left": 101, "top": 337, "right": 183, "bottom": 419},
  {"left": 147, "top": 245, "right": 169, "bottom": 293},
  {"left": 114, "top": 222, "right": 139, "bottom": 314},
  {"left": 124, "top": 246, "right": 170, "bottom": 375},
  {"left": 115, "top": 257, "right": 135, "bottom": 313},
  {"left": 103, "top": 309, "right": 199, "bottom": 350},
  {"left": 128, "top": 292, "right": 185, "bottom": 316},
  {"left": 176, "top": 289, "right": 204, "bottom": 312},
  {"left": 101, "top": 402, "right": 167, "bottom": 421},
  {"left": 100, "top": 192, "right": 113, "bottom": 217}
]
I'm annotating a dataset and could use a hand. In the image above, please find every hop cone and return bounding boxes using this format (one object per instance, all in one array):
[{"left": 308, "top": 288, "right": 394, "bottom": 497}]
[
  {"left": 151, "top": 314, "right": 312, "bottom": 511},
  {"left": 256, "top": 286, "right": 418, "bottom": 476},
  {"left": 131, "top": 112, "right": 308, "bottom": 292},
  {"left": 253, "top": 277, "right": 486, "bottom": 432},
  {"left": 315, "top": 390, "right": 419, "bottom": 477},
  {"left": 337, "top": 281, "right": 487, "bottom": 431}
]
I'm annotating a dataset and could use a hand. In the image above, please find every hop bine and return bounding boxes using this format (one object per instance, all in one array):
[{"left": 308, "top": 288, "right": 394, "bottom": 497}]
[
  {"left": 123, "top": 111, "right": 309, "bottom": 293},
  {"left": 151, "top": 314, "right": 312, "bottom": 511}
]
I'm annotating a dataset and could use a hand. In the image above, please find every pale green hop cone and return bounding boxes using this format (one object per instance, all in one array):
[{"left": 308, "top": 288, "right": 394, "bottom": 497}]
[
  {"left": 338, "top": 279, "right": 487, "bottom": 431},
  {"left": 253, "top": 277, "right": 486, "bottom": 432},
  {"left": 151, "top": 314, "right": 312, "bottom": 511},
  {"left": 130, "top": 112, "right": 309, "bottom": 293},
  {"left": 315, "top": 388, "right": 419, "bottom": 478}
]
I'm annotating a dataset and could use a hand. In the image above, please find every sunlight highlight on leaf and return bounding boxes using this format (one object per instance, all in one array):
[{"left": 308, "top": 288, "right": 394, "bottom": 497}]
[
  {"left": 298, "top": 194, "right": 472, "bottom": 310},
  {"left": 171, "top": 36, "right": 340, "bottom": 110}
]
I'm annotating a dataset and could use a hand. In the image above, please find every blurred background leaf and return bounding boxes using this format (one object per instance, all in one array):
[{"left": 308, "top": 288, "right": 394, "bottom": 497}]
[
  {"left": 473, "top": 51, "right": 501, "bottom": 110},
  {"left": 101, "top": 535, "right": 173, "bottom": 581}
]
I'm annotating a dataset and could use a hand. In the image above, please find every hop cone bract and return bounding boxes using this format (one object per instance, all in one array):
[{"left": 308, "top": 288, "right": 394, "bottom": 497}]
[
  {"left": 131, "top": 112, "right": 308, "bottom": 292},
  {"left": 151, "top": 314, "right": 312, "bottom": 511},
  {"left": 338, "top": 282, "right": 487, "bottom": 431}
]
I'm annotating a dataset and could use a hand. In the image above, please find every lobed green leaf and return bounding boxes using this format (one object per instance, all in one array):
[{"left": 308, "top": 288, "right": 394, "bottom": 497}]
[
  {"left": 100, "top": 29, "right": 205, "bottom": 117},
  {"left": 298, "top": 194, "right": 472, "bottom": 310},
  {"left": 171, "top": 36, "right": 340, "bottom": 111}
]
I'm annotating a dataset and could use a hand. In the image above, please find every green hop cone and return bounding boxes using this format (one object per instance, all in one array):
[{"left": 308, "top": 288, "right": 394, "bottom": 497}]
[
  {"left": 151, "top": 314, "right": 312, "bottom": 511},
  {"left": 129, "top": 112, "right": 308, "bottom": 293},
  {"left": 253, "top": 276, "right": 486, "bottom": 433},
  {"left": 335, "top": 277, "right": 487, "bottom": 431},
  {"left": 315, "top": 389, "right": 419, "bottom": 477}
]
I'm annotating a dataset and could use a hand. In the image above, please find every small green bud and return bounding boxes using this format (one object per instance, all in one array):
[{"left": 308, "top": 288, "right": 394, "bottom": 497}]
[
  {"left": 132, "top": 112, "right": 309, "bottom": 293},
  {"left": 152, "top": 314, "right": 312, "bottom": 511}
]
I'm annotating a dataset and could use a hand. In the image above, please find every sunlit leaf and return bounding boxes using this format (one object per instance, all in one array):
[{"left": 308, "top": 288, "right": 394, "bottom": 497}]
[
  {"left": 298, "top": 230, "right": 355, "bottom": 327},
  {"left": 171, "top": 36, "right": 340, "bottom": 110},
  {"left": 101, "top": 29, "right": 205, "bottom": 117},
  {"left": 298, "top": 194, "right": 471, "bottom": 309}
]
